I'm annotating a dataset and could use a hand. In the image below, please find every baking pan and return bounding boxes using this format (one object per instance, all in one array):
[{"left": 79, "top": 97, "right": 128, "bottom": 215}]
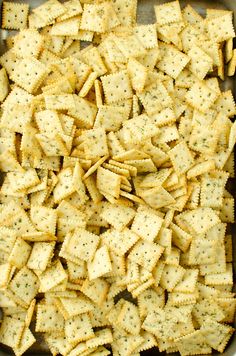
[{"left": 0, "top": 0, "right": 235, "bottom": 355}]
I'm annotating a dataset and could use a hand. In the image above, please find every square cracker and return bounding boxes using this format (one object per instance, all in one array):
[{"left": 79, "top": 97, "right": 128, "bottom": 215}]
[
  {"left": 67, "top": 228, "right": 100, "bottom": 262},
  {"left": 137, "top": 81, "right": 172, "bottom": 115},
  {"left": 68, "top": 96, "right": 97, "bottom": 129},
  {"left": 207, "top": 13, "right": 235, "bottom": 42},
  {"left": 81, "top": 3, "right": 109, "bottom": 33},
  {"left": 27, "top": 242, "right": 55, "bottom": 271},
  {"left": 0, "top": 316, "right": 25, "bottom": 348},
  {"left": 30, "top": 205, "right": 57, "bottom": 235},
  {"left": 131, "top": 206, "right": 163, "bottom": 242},
  {"left": 118, "top": 301, "right": 141, "bottom": 335},
  {"left": 168, "top": 141, "right": 194, "bottom": 176},
  {"left": 176, "top": 330, "right": 212, "bottom": 356},
  {"left": 38, "top": 260, "right": 67, "bottom": 293},
  {"left": 2, "top": 2, "right": 29, "bottom": 30},
  {"left": 83, "top": 128, "right": 108, "bottom": 159},
  {"left": 12, "top": 58, "right": 47, "bottom": 94},
  {"left": 115, "top": 34, "right": 146, "bottom": 58},
  {"left": 180, "top": 207, "right": 220, "bottom": 235},
  {"left": 128, "top": 240, "right": 164, "bottom": 271},
  {"left": 87, "top": 245, "right": 112, "bottom": 280},
  {"left": 65, "top": 313, "right": 94, "bottom": 343},
  {"left": 101, "top": 202, "right": 135, "bottom": 231},
  {"left": 33, "top": 0, "right": 66, "bottom": 24},
  {"left": 157, "top": 43, "right": 190, "bottom": 79},
  {"left": 9, "top": 267, "right": 39, "bottom": 305},
  {"left": 101, "top": 70, "right": 132, "bottom": 104},
  {"left": 134, "top": 24, "right": 158, "bottom": 49},
  {"left": 188, "top": 45, "right": 213, "bottom": 80},
  {"left": 81, "top": 278, "right": 109, "bottom": 306},
  {"left": 0, "top": 68, "right": 9, "bottom": 102},
  {"left": 97, "top": 166, "right": 121, "bottom": 199},
  {"left": 13, "top": 29, "right": 43, "bottom": 59},
  {"left": 200, "top": 319, "right": 234, "bottom": 353},
  {"left": 8, "top": 238, "right": 32, "bottom": 269},
  {"left": 127, "top": 58, "right": 147, "bottom": 93},
  {"left": 12, "top": 327, "right": 36, "bottom": 356},
  {"left": 102, "top": 228, "right": 139, "bottom": 256},
  {"left": 185, "top": 81, "right": 219, "bottom": 113},
  {"left": 154, "top": 1, "right": 182, "bottom": 26},
  {"left": 36, "top": 304, "right": 64, "bottom": 332}
]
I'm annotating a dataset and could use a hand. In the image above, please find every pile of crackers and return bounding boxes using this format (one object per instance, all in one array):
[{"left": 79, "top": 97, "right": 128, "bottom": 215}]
[{"left": 0, "top": 0, "right": 236, "bottom": 355}]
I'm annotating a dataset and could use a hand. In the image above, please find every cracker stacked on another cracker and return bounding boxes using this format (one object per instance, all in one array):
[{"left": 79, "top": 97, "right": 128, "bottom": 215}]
[{"left": 0, "top": 0, "right": 236, "bottom": 355}]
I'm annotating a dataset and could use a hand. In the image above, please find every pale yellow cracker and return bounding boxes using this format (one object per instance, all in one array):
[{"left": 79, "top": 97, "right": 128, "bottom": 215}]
[
  {"left": 2, "top": 2, "right": 29, "bottom": 30},
  {"left": 0, "top": 67, "right": 9, "bottom": 102}
]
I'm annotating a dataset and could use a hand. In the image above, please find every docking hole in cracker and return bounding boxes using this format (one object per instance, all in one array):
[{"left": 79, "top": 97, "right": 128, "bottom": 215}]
[{"left": 0, "top": 0, "right": 235, "bottom": 355}]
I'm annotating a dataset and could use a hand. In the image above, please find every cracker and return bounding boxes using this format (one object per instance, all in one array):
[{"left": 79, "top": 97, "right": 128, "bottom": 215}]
[
  {"left": 9, "top": 266, "right": 39, "bottom": 305},
  {"left": 13, "top": 327, "right": 36, "bottom": 356},
  {"left": 14, "top": 29, "right": 43, "bottom": 59},
  {"left": 101, "top": 70, "right": 132, "bottom": 104},
  {"left": 51, "top": 17, "right": 80, "bottom": 36},
  {"left": 157, "top": 43, "right": 190, "bottom": 79},
  {"left": 141, "top": 186, "right": 175, "bottom": 210},
  {"left": 101, "top": 202, "right": 135, "bottom": 231},
  {"left": 82, "top": 46, "right": 107, "bottom": 77},
  {"left": 8, "top": 238, "right": 32, "bottom": 269},
  {"left": 30, "top": 205, "right": 57, "bottom": 235},
  {"left": 176, "top": 330, "right": 212, "bottom": 356},
  {"left": 33, "top": 0, "right": 66, "bottom": 24},
  {"left": 102, "top": 228, "right": 139, "bottom": 256},
  {"left": 57, "top": 0, "right": 82, "bottom": 21},
  {"left": 81, "top": 3, "right": 109, "bottom": 33},
  {"left": 67, "top": 228, "right": 100, "bottom": 262},
  {"left": 154, "top": 1, "right": 182, "bottom": 26},
  {"left": 128, "top": 240, "right": 164, "bottom": 271},
  {"left": 117, "top": 300, "right": 141, "bottom": 335},
  {"left": 160, "top": 264, "right": 185, "bottom": 292},
  {"left": 2, "top": 2, "right": 29, "bottom": 30},
  {"left": 0, "top": 227, "right": 17, "bottom": 254},
  {"left": 12, "top": 58, "right": 47, "bottom": 94},
  {"left": 68, "top": 96, "right": 97, "bottom": 128},
  {"left": 180, "top": 207, "right": 220, "bottom": 235},
  {"left": 207, "top": 13, "right": 235, "bottom": 42},
  {"left": 94, "top": 105, "right": 128, "bottom": 132},
  {"left": 131, "top": 206, "right": 163, "bottom": 242},
  {"left": 142, "top": 307, "right": 177, "bottom": 340},
  {"left": 38, "top": 260, "right": 67, "bottom": 293},
  {"left": 0, "top": 263, "right": 13, "bottom": 288},
  {"left": 0, "top": 316, "right": 25, "bottom": 348},
  {"left": 193, "top": 298, "right": 225, "bottom": 325},
  {"left": 36, "top": 304, "right": 64, "bottom": 332},
  {"left": 127, "top": 58, "right": 147, "bottom": 93},
  {"left": 87, "top": 245, "right": 112, "bottom": 280},
  {"left": 27, "top": 242, "right": 55, "bottom": 271},
  {"left": 205, "top": 263, "right": 233, "bottom": 286},
  {"left": 200, "top": 175, "right": 226, "bottom": 208},
  {"left": 201, "top": 319, "right": 234, "bottom": 353},
  {"left": 0, "top": 67, "right": 9, "bottom": 102},
  {"left": 60, "top": 294, "right": 93, "bottom": 318},
  {"left": 81, "top": 278, "right": 109, "bottom": 306},
  {"left": 134, "top": 24, "right": 157, "bottom": 49},
  {"left": 97, "top": 166, "right": 121, "bottom": 198},
  {"left": 219, "top": 198, "right": 234, "bottom": 223},
  {"left": 185, "top": 81, "right": 218, "bottom": 113},
  {"left": 137, "top": 80, "right": 172, "bottom": 115},
  {"left": 44, "top": 93, "right": 75, "bottom": 110},
  {"left": 188, "top": 45, "right": 213, "bottom": 80},
  {"left": 168, "top": 141, "right": 194, "bottom": 176}
]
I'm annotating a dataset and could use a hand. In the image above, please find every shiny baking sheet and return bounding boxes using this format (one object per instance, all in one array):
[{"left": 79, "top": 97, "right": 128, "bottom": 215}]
[{"left": 0, "top": 0, "right": 235, "bottom": 355}]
